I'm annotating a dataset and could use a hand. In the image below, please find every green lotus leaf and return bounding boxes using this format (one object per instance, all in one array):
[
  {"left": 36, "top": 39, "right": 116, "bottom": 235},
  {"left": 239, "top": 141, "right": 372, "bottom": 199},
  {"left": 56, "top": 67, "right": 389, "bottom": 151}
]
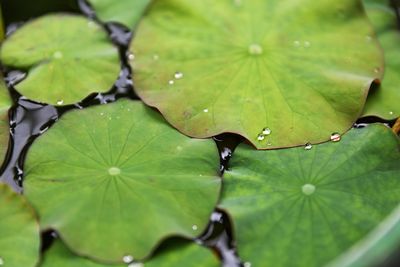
[
  {"left": 41, "top": 239, "right": 219, "bottom": 267},
  {"left": 0, "top": 184, "right": 40, "bottom": 267},
  {"left": 327, "top": 204, "right": 400, "bottom": 267},
  {"left": 88, "top": 0, "right": 151, "bottom": 28},
  {"left": 362, "top": 0, "right": 400, "bottom": 119},
  {"left": 219, "top": 124, "right": 400, "bottom": 267},
  {"left": 0, "top": 77, "right": 11, "bottom": 164},
  {"left": 0, "top": 14, "right": 120, "bottom": 105},
  {"left": 24, "top": 99, "right": 221, "bottom": 262},
  {"left": 130, "top": 0, "right": 383, "bottom": 150}
]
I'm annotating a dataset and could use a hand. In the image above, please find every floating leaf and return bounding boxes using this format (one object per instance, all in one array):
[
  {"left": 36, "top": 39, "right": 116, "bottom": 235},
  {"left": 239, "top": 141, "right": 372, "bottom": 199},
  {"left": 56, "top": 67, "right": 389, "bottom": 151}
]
[
  {"left": 41, "top": 239, "right": 219, "bottom": 267},
  {"left": 327, "top": 204, "right": 400, "bottom": 267},
  {"left": 0, "top": 14, "right": 120, "bottom": 105},
  {"left": 219, "top": 124, "right": 400, "bottom": 267},
  {"left": 0, "top": 184, "right": 40, "bottom": 267},
  {"left": 24, "top": 99, "right": 221, "bottom": 262},
  {"left": 362, "top": 0, "right": 400, "bottom": 119},
  {"left": 88, "top": 0, "right": 151, "bottom": 28},
  {"left": 131, "top": 0, "right": 383, "bottom": 149}
]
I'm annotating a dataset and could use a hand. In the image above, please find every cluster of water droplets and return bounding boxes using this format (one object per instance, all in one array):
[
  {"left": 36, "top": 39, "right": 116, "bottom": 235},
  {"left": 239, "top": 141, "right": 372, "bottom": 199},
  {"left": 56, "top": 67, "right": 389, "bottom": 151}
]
[
  {"left": 256, "top": 127, "right": 271, "bottom": 143},
  {"left": 168, "top": 71, "right": 183, "bottom": 86}
]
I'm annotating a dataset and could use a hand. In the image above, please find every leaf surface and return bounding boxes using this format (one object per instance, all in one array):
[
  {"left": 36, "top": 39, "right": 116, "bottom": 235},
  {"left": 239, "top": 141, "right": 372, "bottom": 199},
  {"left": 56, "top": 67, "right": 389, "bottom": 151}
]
[
  {"left": 131, "top": 0, "right": 383, "bottom": 149},
  {"left": 219, "top": 124, "right": 400, "bottom": 267},
  {"left": 24, "top": 99, "right": 221, "bottom": 262},
  {"left": 0, "top": 14, "right": 120, "bottom": 105}
]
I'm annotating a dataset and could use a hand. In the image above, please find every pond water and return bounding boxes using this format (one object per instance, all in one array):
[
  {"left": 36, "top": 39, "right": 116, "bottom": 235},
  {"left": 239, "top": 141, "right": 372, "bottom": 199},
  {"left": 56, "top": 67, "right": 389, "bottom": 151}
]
[{"left": 0, "top": 1, "right": 399, "bottom": 266}]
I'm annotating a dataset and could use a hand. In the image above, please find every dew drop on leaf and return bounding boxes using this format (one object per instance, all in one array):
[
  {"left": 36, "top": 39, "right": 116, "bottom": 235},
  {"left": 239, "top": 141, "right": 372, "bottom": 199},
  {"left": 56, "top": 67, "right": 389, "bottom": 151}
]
[
  {"left": 304, "top": 143, "right": 312, "bottom": 150},
  {"left": 56, "top": 100, "right": 64, "bottom": 105},
  {"left": 257, "top": 134, "right": 265, "bottom": 141},
  {"left": 123, "top": 255, "right": 134, "bottom": 263},
  {"left": 330, "top": 133, "right": 341, "bottom": 142},
  {"left": 192, "top": 224, "right": 198, "bottom": 231},
  {"left": 262, "top": 127, "right": 271, "bottom": 135},
  {"left": 174, "top": 71, "right": 183, "bottom": 79}
]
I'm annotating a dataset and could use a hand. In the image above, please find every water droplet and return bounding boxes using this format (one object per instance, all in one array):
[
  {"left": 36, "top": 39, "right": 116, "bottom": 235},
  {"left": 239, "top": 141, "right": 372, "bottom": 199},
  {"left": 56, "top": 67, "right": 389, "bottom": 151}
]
[
  {"left": 257, "top": 134, "right": 265, "bottom": 141},
  {"left": 244, "top": 262, "right": 251, "bottom": 267},
  {"left": 153, "top": 54, "right": 159, "bottom": 60},
  {"left": 192, "top": 225, "right": 198, "bottom": 231},
  {"left": 128, "top": 263, "right": 144, "bottom": 267},
  {"left": 108, "top": 167, "right": 121, "bottom": 176},
  {"left": 123, "top": 255, "right": 134, "bottom": 263},
  {"left": 304, "top": 41, "right": 311, "bottom": 48},
  {"left": 302, "top": 184, "right": 316, "bottom": 196},
  {"left": 168, "top": 80, "right": 174, "bottom": 85},
  {"left": 330, "top": 133, "right": 341, "bottom": 142},
  {"left": 293, "top": 40, "right": 301, "bottom": 47},
  {"left": 203, "top": 108, "right": 209, "bottom": 113},
  {"left": 389, "top": 111, "right": 394, "bottom": 115},
  {"left": 267, "top": 142, "right": 272, "bottom": 146},
  {"left": 174, "top": 71, "right": 183, "bottom": 79},
  {"left": 0, "top": 257, "right": 4, "bottom": 265},
  {"left": 248, "top": 44, "right": 263, "bottom": 55},
  {"left": 374, "top": 67, "right": 381, "bottom": 73},
  {"left": 53, "top": 51, "right": 63, "bottom": 59},
  {"left": 304, "top": 143, "right": 312, "bottom": 150},
  {"left": 262, "top": 127, "right": 271, "bottom": 135},
  {"left": 128, "top": 53, "right": 135, "bottom": 61},
  {"left": 100, "top": 112, "right": 104, "bottom": 116},
  {"left": 56, "top": 100, "right": 64, "bottom": 105}
]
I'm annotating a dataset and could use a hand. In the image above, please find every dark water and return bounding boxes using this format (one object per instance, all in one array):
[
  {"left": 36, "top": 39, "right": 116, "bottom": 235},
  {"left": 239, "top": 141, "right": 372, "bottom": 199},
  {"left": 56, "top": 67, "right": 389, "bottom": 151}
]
[{"left": 0, "top": 1, "right": 399, "bottom": 267}]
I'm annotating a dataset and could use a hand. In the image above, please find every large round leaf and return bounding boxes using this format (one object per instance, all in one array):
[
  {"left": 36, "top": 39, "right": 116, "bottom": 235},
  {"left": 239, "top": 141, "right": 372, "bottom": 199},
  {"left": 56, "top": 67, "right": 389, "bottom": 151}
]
[
  {"left": 0, "top": 76, "right": 11, "bottom": 164},
  {"left": 0, "top": 184, "right": 40, "bottom": 267},
  {"left": 362, "top": 0, "right": 400, "bottom": 119},
  {"left": 0, "top": 14, "right": 120, "bottom": 105},
  {"left": 219, "top": 124, "right": 400, "bottom": 267},
  {"left": 327, "top": 204, "right": 400, "bottom": 267},
  {"left": 24, "top": 99, "right": 221, "bottom": 262},
  {"left": 41, "top": 239, "right": 219, "bottom": 267},
  {"left": 130, "top": 0, "right": 383, "bottom": 149},
  {"left": 88, "top": 0, "right": 151, "bottom": 28}
]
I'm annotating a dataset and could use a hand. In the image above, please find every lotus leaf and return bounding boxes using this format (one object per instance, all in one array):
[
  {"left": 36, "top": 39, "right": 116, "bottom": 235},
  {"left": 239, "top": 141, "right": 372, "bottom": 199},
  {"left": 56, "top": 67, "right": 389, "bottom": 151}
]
[
  {"left": 219, "top": 124, "right": 400, "bottom": 267},
  {"left": 24, "top": 99, "right": 221, "bottom": 262},
  {"left": 0, "top": 14, "right": 120, "bottom": 105},
  {"left": 131, "top": 0, "right": 383, "bottom": 149}
]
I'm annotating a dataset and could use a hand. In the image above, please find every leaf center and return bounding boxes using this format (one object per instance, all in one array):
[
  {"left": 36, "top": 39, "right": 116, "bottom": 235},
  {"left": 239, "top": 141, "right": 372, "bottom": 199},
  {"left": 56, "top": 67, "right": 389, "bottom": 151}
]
[
  {"left": 301, "top": 184, "right": 316, "bottom": 196},
  {"left": 248, "top": 44, "right": 263, "bottom": 56},
  {"left": 108, "top": 167, "right": 121, "bottom": 176}
]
